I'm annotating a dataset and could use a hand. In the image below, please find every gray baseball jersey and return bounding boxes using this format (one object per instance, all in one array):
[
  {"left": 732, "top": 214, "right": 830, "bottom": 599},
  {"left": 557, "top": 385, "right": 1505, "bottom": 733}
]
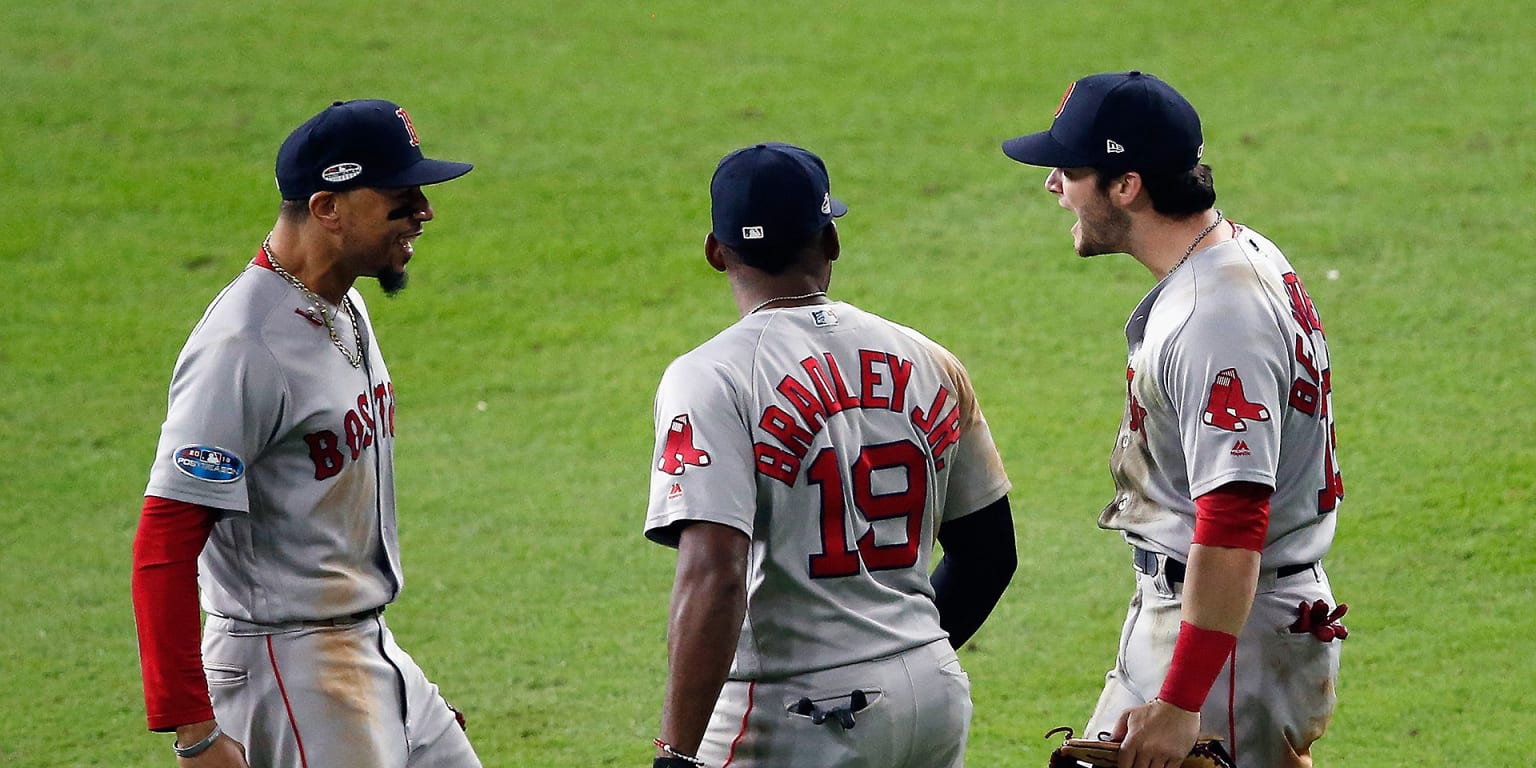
[
  {"left": 644, "top": 301, "right": 1011, "bottom": 680},
  {"left": 145, "top": 255, "right": 401, "bottom": 624},
  {"left": 1088, "top": 223, "right": 1344, "bottom": 766},
  {"left": 1103, "top": 223, "right": 1340, "bottom": 566}
]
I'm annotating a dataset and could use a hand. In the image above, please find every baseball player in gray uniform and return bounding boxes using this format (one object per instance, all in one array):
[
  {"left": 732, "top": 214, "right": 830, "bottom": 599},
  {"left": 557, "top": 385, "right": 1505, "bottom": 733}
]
[
  {"left": 1001, "top": 72, "right": 1347, "bottom": 767},
  {"left": 644, "top": 143, "right": 1017, "bottom": 768},
  {"left": 131, "top": 99, "right": 477, "bottom": 767}
]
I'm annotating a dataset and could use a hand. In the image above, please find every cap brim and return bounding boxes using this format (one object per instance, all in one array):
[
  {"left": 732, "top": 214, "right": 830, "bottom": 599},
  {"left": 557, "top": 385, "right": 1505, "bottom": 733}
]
[
  {"left": 829, "top": 197, "right": 848, "bottom": 218},
  {"left": 377, "top": 158, "right": 474, "bottom": 189},
  {"left": 1001, "top": 131, "right": 1093, "bottom": 168}
]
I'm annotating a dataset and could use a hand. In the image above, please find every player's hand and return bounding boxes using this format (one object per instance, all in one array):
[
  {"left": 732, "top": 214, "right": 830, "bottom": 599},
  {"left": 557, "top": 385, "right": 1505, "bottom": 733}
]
[{"left": 1110, "top": 699, "right": 1199, "bottom": 768}]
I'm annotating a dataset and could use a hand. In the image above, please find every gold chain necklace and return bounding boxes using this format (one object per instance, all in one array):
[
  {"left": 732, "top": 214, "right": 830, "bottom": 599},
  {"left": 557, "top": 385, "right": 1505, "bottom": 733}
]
[
  {"left": 261, "top": 236, "right": 363, "bottom": 368},
  {"left": 1166, "top": 209, "right": 1225, "bottom": 278},
  {"left": 746, "top": 291, "right": 828, "bottom": 316}
]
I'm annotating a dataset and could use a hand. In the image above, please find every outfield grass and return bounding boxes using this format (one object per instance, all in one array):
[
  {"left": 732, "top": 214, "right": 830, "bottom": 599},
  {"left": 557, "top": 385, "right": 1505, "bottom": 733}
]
[{"left": 2, "top": 1, "right": 1532, "bottom": 765}]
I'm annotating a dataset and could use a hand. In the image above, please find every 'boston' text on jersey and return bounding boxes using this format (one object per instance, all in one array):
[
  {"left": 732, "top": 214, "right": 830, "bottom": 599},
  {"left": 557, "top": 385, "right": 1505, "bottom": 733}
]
[{"left": 303, "top": 381, "right": 397, "bottom": 480}]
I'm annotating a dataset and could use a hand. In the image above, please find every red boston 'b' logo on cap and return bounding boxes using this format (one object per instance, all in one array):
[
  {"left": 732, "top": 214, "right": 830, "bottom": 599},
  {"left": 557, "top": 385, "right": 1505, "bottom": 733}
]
[
  {"left": 658, "top": 414, "right": 711, "bottom": 475},
  {"left": 1054, "top": 81, "right": 1077, "bottom": 118},
  {"left": 395, "top": 107, "right": 420, "bottom": 147}
]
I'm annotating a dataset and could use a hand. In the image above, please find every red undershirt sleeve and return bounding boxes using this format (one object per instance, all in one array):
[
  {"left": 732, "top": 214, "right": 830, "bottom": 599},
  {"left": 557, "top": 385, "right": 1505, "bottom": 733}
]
[
  {"left": 131, "top": 495, "right": 216, "bottom": 731},
  {"left": 1191, "top": 483, "right": 1272, "bottom": 552}
]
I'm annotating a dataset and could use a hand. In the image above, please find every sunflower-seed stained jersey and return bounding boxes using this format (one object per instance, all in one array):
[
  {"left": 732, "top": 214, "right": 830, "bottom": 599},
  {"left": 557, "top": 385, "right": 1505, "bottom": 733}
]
[
  {"left": 145, "top": 253, "right": 402, "bottom": 624},
  {"left": 644, "top": 302, "right": 1012, "bottom": 680},
  {"left": 1105, "top": 223, "right": 1341, "bottom": 567}
]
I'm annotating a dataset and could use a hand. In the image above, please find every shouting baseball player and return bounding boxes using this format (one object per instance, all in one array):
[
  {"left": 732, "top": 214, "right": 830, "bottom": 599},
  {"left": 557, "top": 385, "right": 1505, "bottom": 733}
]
[
  {"left": 132, "top": 99, "right": 478, "bottom": 767},
  {"left": 644, "top": 143, "right": 1018, "bottom": 768},
  {"left": 1001, "top": 72, "right": 1347, "bottom": 767}
]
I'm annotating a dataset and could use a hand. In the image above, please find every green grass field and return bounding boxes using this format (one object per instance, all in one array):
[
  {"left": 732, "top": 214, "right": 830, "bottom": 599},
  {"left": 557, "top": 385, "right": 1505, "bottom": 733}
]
[{"left": 3, "top": 1, "right": 1533, "bottom": 765}]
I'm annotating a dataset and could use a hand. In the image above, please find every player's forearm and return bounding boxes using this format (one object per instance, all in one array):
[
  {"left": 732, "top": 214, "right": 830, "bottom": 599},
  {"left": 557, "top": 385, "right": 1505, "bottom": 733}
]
[
  {"left": 660, "top": 585, "right": 743, "bottom": 754},
  {"left": 1155, "top": 543, "right": 1259, "bottom": 713},
  {"left": 659, "top": 523, "right": 749, "bottom": 755},
  {"left": 932, "top": 497, "right": 1016, "bottom": 648},
  {"left": 1182, "top": 543, "right": 1261, "bottom": 634},
  {"left": 132, "top": 496, "right": 217, "bottom": 731}
]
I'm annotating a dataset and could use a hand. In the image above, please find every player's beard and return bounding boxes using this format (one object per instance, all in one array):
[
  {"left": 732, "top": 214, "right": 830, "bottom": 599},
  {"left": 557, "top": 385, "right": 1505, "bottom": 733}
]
[
  {"left": 1074, "top": 193, "right": 1132, "bottom": 258},
  {"left": 378, "top": 267, "right": 409, "bottom": 296}
]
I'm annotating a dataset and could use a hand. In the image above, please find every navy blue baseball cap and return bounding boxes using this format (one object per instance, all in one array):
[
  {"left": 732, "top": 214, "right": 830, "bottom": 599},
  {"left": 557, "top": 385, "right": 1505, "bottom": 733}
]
[
  {"left": 1002, "top": 71, "right": 1203, "bottom": 175},
  {"left": 710, "top": 142, "right": 848, "bottom": 252},
  {"left": 276, "top": 99, "right": 473, "bottom": 200}
]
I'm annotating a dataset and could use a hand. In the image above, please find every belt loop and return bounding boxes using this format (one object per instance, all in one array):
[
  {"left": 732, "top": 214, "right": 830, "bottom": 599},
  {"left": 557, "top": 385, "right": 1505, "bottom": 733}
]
[
  {"left": 1133, "top": 547, "right": 1177, "bottom": 598},
  {"left": 1150, "top": 552, "right": 1175, "bottom": 599},
  {"left": 1133, "top": 547, "right": 1157, "bottom": 577}
]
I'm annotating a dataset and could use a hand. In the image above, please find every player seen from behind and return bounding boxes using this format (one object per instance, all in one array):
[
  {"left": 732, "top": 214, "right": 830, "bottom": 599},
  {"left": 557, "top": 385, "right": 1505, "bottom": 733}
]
[{"left": 644, "top": 142, "right": 1019, "bottom": 768}]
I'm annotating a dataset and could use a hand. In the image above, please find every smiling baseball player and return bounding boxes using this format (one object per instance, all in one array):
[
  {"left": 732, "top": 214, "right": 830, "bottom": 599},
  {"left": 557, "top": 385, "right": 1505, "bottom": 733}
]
[
  {"left": 645, "top": 142, "right": 1017, "bottom": 768},
  {"left": 1001, "top": 72, "right": 1347, "bottom": 767},
  {"left": 132, "top": 99, "right": 477, "bottom": 767}
]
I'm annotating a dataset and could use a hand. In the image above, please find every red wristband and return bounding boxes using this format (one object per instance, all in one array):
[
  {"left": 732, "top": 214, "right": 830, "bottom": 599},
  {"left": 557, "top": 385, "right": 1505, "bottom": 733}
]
[{"left": 1158, "top": 621, "right": 1236, "bottom": 712}]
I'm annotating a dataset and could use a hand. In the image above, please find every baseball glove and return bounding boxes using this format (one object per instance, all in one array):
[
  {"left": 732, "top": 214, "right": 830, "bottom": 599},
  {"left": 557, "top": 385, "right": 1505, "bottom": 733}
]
[{"left": 1045, "top": 726, "right": 1235, "bottom": 768}]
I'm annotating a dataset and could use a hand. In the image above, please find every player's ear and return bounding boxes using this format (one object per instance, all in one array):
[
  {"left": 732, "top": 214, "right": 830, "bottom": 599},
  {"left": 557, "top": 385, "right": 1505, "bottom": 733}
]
[
  {"left": 821, "top": 222, "right": 840, "bottom": 263},
  {"left": 1106, "top": 172, "right": 1143, "bottom": 207},
  {"left": 308, "top": 191, "right": 342, "bottom": 230},
  {"left": 704, "top": 232, "right": 728, "bottom": 273}
]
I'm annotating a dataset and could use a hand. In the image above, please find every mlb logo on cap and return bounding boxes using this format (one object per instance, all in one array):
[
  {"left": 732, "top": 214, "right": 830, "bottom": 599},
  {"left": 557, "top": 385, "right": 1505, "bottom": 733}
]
[{"left": 710, "top": 142, "right": 848, "bottom": 252}]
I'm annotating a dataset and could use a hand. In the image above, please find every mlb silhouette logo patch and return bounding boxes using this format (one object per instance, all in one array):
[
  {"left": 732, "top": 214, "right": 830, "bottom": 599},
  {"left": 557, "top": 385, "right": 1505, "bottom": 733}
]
[
  {"left": 812, "top": 308, "right": 838, "bottom": 327},
  {"left": 742, "top": 226, "right": 765, "bottom": 240}
]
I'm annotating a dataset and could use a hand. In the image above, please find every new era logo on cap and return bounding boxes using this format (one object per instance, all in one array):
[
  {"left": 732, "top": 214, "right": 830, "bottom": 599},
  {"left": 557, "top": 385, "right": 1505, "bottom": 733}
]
[
  {"left": 710, "top": 142, "right": 848, "bottom": 252},
  {"left": 276, "top": 99, "right": 473, "bottom": 200},
  {"left": 1001, "top": 71, "right": 1204, "bottom": 175}
]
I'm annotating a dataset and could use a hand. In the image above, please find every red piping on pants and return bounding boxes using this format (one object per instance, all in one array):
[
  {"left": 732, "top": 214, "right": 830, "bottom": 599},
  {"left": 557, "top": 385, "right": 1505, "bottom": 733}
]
[
  {"left": 267, "top": 635, "right": 310, "bottom": 768},
  {"left": 723, "top": 680, "right": 756, "bottom": 767}
]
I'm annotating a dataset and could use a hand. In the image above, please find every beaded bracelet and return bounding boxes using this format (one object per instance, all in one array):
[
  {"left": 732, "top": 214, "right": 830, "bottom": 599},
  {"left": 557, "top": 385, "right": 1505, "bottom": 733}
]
[
  {"left": 652, "top": 738, "right": 705, "bottom": 766},
  {"left": 172, "top": 724, "right": 223, "bottom": 759}
]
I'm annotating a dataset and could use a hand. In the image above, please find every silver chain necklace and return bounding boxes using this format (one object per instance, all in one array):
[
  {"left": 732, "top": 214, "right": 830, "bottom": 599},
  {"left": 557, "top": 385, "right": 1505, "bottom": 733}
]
[
  {"left": 261, "top": 236, "right": 363, "bottom": 368},
  {"left": 746, "top": 290, "right": 828, "bottom": 316},
  {"left": 1166, "top": 209, "right": 1225, "bottom": 278}
]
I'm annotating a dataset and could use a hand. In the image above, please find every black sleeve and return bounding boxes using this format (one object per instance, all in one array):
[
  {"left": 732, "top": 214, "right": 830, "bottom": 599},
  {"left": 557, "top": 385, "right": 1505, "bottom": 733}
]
[{"left": 932, "top": 495, "right": 1016, "bottom": 649}]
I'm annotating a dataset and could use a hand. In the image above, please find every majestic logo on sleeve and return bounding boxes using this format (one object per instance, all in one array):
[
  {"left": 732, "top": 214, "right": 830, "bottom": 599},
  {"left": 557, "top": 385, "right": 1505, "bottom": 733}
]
[
  {"left": 1202, "top": 368, "right": 1270, "bottom": 432},
  {"left": 658, "top": 414, "right": 711, "bottom": 475}
]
